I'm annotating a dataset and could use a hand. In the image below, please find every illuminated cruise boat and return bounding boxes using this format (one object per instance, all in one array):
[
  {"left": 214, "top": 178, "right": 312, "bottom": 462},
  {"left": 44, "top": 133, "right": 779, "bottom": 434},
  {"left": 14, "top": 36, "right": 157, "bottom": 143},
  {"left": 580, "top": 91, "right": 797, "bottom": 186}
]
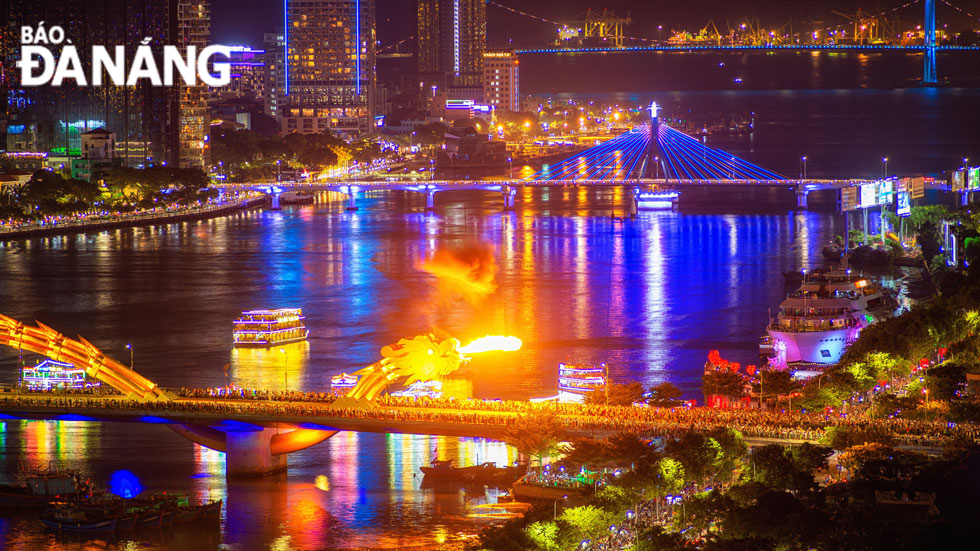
[
  {"left": 636, "top": 190, "right": 679, "bottom": 209},
  {"left": 557, "top": 362, "right": 607, "bottom": 402},
  {"left": 232, "top": 308, "right": 310, "bottom": 348},
  {"left": 21, "top": 359, "right": 99, "bottom": 390},
  {"left": 390, "top": 380, "right": 443, "bottom": 399},
  {"left": 330, "top": 373, "right": 358, "bottom": 393},
  {"left": 767, "top": 271, "right": 887, "bottom": 365}
]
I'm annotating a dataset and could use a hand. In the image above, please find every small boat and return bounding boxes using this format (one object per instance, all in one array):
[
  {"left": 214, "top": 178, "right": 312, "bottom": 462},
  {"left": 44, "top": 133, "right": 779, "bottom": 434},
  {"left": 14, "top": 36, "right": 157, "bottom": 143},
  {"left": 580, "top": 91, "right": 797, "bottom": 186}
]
[
  {"left": 115, "top": 514, "right": 137, "bottom": 532},
  {"left": 201, "top": 499, "right": 222, "bottom": 521},
  {"left": 557, "top": 362, "right": 607, "bottom": 403},
  {"left": 420, "top": 460, "right": 494, "bottom": 481},
  {"left": 135, "top": 510, "right": 164, "bottom": 528},
  {"left": 0, "top": 466, "right": 87, "bottom": 507},
  {"left": 330, "top": 373, "right": 358, "bottom": 394},
  {"left": 41, "top": 515, "right": 117, "bottom": 533}
]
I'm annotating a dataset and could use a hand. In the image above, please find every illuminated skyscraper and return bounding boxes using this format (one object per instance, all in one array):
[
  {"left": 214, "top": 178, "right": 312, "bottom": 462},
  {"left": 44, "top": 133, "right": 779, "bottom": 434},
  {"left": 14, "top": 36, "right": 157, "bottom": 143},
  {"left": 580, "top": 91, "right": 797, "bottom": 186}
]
[
  {"left": 2, "top": 0, "right": 212, "bottom": 168},
  {"left": 417, "top": 0, "right": 486, "bottom": 90},
  {"left": 483, "top": 51, "right": 519, "bottom": 113},
  {"left": 280, "top": 0, "right": 376, "bottom": 138}
]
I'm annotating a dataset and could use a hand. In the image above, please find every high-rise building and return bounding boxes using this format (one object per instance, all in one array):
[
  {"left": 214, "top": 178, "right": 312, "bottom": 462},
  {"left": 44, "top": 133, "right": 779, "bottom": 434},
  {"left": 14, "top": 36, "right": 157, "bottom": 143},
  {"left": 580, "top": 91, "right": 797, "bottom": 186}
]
[
  {"left": 2, "top": 0, "right": 213, "bottom": 168},
  {"left": 280, "top": 0, "right": 376, "bottom": 138},
  {"left": 212, "top": 47, "right": 267, "bottom": 104},
  {"left": 263, "top": 31, "right": 287, "bottom": 119},
  {"left": 417, "top": 0, "right": 486, "bottom": 91},
  {"left": 483, "top": 51, "right": 519, "bottom": 113},
  {"left": 175, "top": 1, "right": 212, "bottom": 169}
]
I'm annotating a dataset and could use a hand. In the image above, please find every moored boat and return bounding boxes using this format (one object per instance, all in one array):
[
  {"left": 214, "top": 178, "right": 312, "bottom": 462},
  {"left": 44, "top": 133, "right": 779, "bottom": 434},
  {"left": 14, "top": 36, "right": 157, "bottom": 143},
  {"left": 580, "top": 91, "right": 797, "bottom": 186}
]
[{"left": 557, "top": 362, "right": 607, "bottom": 403}]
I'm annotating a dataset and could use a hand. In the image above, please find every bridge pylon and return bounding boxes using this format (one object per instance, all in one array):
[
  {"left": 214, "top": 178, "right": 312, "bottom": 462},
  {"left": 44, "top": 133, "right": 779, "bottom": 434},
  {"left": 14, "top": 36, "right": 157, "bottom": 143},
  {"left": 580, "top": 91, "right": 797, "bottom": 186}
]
[{"left": 642, "top": 102, "right": 664, "bottom": 180}]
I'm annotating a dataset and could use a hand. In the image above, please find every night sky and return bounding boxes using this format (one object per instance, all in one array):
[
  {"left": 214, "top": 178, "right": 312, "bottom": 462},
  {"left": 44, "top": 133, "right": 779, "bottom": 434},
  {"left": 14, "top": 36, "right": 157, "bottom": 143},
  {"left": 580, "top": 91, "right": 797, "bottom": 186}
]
[{"left": 210, "top": 0, "right": 980, "bottom": 50}]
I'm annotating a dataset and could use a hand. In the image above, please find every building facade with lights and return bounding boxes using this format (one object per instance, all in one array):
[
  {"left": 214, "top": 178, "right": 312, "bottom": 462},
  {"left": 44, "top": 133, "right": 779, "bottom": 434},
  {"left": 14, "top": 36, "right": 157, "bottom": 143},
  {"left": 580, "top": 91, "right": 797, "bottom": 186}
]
[
  {"left": 417, "top": 0, "right": 486, "bottom": 92},
  {"left": 482, "top": 51, "right": 519, "bottom": 113},
  {"left": 2, "top": 0, "right": 212, "bottom": 168},
  {"left": 279, "top": 0, "right": 376, "bottom": 138}
]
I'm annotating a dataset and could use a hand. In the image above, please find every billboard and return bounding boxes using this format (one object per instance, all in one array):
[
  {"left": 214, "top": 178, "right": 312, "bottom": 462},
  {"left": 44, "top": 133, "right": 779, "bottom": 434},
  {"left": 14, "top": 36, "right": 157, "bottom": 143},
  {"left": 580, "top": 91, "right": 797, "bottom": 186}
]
[
  {"left": 841, "top": 187, "right": 859, "bottom": 212},
  {"left": 897, "top": 191, "right": 911, "bottom": 217},
  {"left": 896, "top": 177, "right": 910, "bottom": 193},
  {"left": 970, "top": 168, "right": 980, "bottom": 190},
  {"left": 953, "top": 170, "right": 966, "bottom": 192},
  {"left": 860, "top": 183, "right": 877, "bottom": 207},
  {"left": 878, "top": 179, "right": 893, "bottom": 204},
  {"left": 911, "top": 177, "right": 926, "bottom": 199}
]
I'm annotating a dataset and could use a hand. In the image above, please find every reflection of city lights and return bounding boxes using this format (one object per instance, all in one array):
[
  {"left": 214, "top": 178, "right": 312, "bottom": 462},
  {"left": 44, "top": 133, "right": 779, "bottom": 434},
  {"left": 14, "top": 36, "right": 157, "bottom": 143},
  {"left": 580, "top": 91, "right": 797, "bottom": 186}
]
[
  {"left": 434, "top": 525, "right": 448, "bottom": 544},
  {"left": 315, "top": 474, "right": 330, "bottom": 491}
]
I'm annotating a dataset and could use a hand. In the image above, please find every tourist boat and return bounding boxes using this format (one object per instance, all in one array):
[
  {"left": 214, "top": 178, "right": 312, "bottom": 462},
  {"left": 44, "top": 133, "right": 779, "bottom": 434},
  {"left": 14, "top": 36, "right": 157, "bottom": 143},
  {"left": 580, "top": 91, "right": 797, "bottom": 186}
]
[
  {"left": 767, "top": 270, "right": 890, "bottom": 365},
  {"left": 557, "top": 362, "right": 607, "bottom": 402},
  {"left": 0, "top": 466, "right": 87, "bottom": 507},
  {"left": 420, "top": 460, "right": 524, "bottom": 484},
  {"left": 20, "top": 359, "right": 99, "bottom": 391},
  {"left": 280, "top": 190, "right": 315, "bottom": 205},
  {"left": 390, "top": 380, "right": 442, "bottom": 399},
  {"left": 331, "top": 373, "right": 358, "bottom": 393},
  {"left": 636, "top": 190, "right": 679, "bottom": 210},
  {"left": 232, "top": 308, "right": 309, "bottom": 347}
]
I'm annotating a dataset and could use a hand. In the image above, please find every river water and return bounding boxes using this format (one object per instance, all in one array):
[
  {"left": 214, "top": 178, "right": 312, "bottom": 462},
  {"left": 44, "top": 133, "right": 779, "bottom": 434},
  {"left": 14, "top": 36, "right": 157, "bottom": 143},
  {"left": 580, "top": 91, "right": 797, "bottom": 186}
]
[{"left": 0, "top": 51, "right": 978, "bottom": 550}]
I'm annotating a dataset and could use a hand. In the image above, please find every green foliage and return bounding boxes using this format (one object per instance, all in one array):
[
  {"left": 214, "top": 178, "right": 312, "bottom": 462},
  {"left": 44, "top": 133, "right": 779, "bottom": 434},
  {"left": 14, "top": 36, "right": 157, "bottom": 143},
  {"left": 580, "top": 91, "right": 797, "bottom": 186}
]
[
  {"left": 504, "top": 410, "right": 566, "bottom": 469},
  {"left": 524, "top": 520, "right": 559, "bottom": 551},
  {"left": 647, "top": 382, "right": 683, "bottom": 407},
  {"left": 558, "top": 505, "right": 619, "bottom": 542},
  {"left": 604, "top": 432, "right": 654, "bottom": 466},
  {"left": 837, "top": 443, "right": 928, "bottom": 480},
  {"left": 703, "top": 369, "right": 749, "bottom": 397},
  {"left": 650, "top": 457, "right": 686, "bottom": 496},
  {"left": 584, "top": 381, "right": 644, "bottom": 406},
  {"left": 821, "top": 425, "right": 894, "bottom": 451},
  {"left": 749, "top": 445, "right": 814, "bottom": 492},
  {"left": 560, "top": 437, "right": 608, "bottom": 470},
  {"left": 926, "top": 361, "right": 968, "bottom": 400},
  {"left": 755, "top": 369, "right": 800, "bottom": 399}
]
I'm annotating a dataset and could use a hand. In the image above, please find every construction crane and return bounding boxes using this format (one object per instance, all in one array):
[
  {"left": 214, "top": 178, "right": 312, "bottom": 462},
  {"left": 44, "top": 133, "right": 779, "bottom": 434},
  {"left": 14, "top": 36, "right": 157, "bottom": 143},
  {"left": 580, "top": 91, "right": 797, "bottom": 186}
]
[
  {"left": 696, "top": 20, "right": 724, "bottom": 46},
  {"left": 830, "top": 9, "right": 900, "bottom": 45},
  {"left": 562, "top": 9, "right": 633, "bottom": 48}
]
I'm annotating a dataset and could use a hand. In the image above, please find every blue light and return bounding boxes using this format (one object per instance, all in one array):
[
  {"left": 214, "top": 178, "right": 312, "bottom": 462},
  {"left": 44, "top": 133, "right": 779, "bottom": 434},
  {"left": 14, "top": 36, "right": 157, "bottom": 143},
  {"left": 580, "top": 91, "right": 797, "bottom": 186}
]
[
  {"left": 109, "top": 470, "right": 143, "bottom": 498},
  {"left": 283, "top": 0, "right": 289, "bottom": 96},
  {"left": 355, "top": 0, "right": 361, "bottom": 95}
]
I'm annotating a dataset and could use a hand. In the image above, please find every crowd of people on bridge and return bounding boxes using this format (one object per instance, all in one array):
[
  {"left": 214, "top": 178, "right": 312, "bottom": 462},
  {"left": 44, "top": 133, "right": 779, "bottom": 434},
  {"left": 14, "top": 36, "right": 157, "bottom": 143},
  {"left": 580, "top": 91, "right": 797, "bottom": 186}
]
[{"left": 1, "top": 385, "right": 979, "bottom": 448}]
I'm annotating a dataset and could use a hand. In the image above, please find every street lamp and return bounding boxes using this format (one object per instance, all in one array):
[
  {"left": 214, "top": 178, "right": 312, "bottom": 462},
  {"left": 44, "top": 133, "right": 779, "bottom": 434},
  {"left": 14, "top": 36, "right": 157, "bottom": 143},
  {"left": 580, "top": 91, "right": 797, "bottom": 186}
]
[
  {"left": 218, "top": 161, "right": 223, "bottom": 180},
  {"left": 730, "top": 156, "right": 735, "bottom": 179},
  {"left": 554, "top": 494, "right": 568, "bottom": 519},
  {"left": 658, "top": 25, "right": 663, "bottom": 43},
  {"left": 882, "top": 157, "right": 888, "bottom": 179},
  {"left": 655, "top": 155, "right": 660, "bottom": 179},
  {"left": 801, "top": 155, "right": 807, "bottom": 180},
  {"left": 276, "top": 159, "right": 281, "bottom": 183},
  {"left": 507, "top": 156, "right": 513, "bottom": 180},
  {"left": 429, "top": 159, "right": 435, "bottom": 182},
  {"left": 125, "top": 343, "right": 133, "bottom": 370},
  {"left": 280, "top": 347, "right": 288, "bottom": 389}
]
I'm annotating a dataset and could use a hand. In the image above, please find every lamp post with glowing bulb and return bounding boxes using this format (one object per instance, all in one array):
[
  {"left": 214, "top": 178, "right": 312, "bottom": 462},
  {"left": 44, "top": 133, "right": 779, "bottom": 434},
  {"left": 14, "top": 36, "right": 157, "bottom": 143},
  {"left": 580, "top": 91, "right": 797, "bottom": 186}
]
[
  {"left": 554, "top": 495, "right": 568, "bottom": 519},
  {"left": 126, "top": 343, "right": 133, "bottom": 370},
  {"left": 882, "top": 157, "right": 888, "bottom": 179}
]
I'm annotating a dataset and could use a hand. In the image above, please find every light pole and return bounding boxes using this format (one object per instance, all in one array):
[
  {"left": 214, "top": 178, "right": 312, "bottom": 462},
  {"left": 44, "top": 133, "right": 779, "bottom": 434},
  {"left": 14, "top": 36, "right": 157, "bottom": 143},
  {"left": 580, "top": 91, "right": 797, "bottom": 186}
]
[
  {"left": 658, "top": 25, "right": 663, "bottom": 43},
  {"left": 801, "top": 155, "right": 807, "bottom": 180},
  {"left": 603, "top": 362, "right": 609, "bottom": 405},
  {"left": 126, "top": 343, "right": 133, "bottom": 370},
  {"left": 730, "top": 156, "right": 735, "bottom": 179},
  {"left": 554, "top": 495, "right": 568, "bottom": 519},
  {"left": 276, "top": 160, "right": 281, "bottom": 183},
  {"left": 280, "top": 347, "right": 287, "bottom": 390},
  {"left": 429, "top": 159, "right": 435, "bottom": 182},
  {"left": 882, "top": 157, "right": 888, "bottom": 179},
  {"left": 218, "top": 161, "right": 223, "bottom": 180},
  {"left": 508, "top": 156, "right": 513, "bottom": 180}
]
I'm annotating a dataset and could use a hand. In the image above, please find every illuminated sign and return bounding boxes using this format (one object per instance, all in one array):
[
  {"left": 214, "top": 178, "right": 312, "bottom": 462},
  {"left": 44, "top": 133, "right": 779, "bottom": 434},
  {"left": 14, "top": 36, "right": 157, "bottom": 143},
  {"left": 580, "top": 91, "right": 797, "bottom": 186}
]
[
  {"left": 840, "top": 187, "right": 859, "bottom": 212},
  {"left": 970, "top": 168, "right": 980, "bottom": 190},
  {"left": 952, "top": 170, "right": 966, "bottom": 192},
  {"left": 878, "top": 179, "right": 893, "bottom": 203},
  {"left": 897, "top": 191, "right": 911, "bottom": 217},
  {"left": 860, "top": 183, "right": 877, "bottom": 207}
]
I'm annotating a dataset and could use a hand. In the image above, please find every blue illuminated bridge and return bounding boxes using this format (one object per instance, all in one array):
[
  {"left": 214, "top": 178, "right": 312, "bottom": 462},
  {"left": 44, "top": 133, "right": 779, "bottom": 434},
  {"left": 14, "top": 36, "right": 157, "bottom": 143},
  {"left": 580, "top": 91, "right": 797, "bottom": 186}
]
[{"left": 215, "top": 122, "right": 948, "bottom": 211}]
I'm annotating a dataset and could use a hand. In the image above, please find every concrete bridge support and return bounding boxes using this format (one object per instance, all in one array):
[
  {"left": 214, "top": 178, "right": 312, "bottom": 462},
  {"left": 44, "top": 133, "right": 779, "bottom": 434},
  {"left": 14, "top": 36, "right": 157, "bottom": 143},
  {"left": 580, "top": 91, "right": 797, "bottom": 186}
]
[
  {"left": 502, "top": 187, "right": 516, "bottom": 211},
  {"left": 170, "top": 424, "right": 337, "bottom": 477},
  {"left": 345, "top": 187, "right": 358, "bottom": 211},
  {"left": 795, "top": 187, "right": 809, "bottom": 210},
  {"left": 426, "top": 191, "right": 435, "bottom": 210},
  {"left": 270, "top": 192, "right": 282, "bottom": 211}
]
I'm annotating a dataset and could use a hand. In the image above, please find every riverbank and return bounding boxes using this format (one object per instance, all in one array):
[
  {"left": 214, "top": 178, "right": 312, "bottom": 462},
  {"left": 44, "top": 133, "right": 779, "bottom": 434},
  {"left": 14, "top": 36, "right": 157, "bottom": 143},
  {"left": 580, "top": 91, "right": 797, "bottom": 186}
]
[{"left": 0, "top": 195, "right": 269, "bottom": 241}]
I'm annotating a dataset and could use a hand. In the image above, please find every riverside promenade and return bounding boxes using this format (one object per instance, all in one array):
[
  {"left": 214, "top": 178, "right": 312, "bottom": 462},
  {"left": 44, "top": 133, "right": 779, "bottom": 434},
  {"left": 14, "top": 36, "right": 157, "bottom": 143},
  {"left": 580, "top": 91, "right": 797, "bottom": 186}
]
[{"left": 0, "top": 195, "right": 268, "bottom": 241}]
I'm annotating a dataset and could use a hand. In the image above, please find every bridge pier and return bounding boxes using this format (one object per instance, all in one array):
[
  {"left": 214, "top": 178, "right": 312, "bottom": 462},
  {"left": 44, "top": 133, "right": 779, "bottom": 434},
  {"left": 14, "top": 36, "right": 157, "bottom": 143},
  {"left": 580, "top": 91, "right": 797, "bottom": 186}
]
[
  {"left": 226, "top": 427, "right": 287, "bottom": 477},
  {"left": 345, "top": 187, "right": 358, "bottom": 211},
  {"left": 270, "top": 192, "right": 282, "bottom": 211},
  {"left": 426, "top": 191, "right": 435, "bottom": 210},
  {"left": 502, "top": 187, "right": 516, "bottom": 211},
  {"left": 628, "top": 188, "right": 639, "bottom": 217},
  {"left": 795, "top": 187, "right": 809, "bottom": 210}
]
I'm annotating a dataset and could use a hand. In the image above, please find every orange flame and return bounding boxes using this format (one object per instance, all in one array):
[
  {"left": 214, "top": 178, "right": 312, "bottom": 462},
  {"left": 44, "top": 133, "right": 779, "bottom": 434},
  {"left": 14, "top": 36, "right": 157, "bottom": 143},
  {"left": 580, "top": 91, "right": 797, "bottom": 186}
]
[{"left": 459, "top": 335, "right": 523, "bottom": 354}]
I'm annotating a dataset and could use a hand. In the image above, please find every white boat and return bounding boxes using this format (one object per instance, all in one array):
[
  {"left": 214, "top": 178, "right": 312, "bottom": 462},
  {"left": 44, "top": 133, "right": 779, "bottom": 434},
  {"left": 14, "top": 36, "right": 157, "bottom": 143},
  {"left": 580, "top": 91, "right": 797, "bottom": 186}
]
[
  {"left": 557, "top": 362, "right": 607, "bottom": 403},
  {"left": 767, "top": 271, "right": 887, "bottom": 365},
  {"left": 232, "top": 308, "right": 309, "bottom": 347},
  {"left": 636, "top": 190, "right": 679, "bottom": 209}
]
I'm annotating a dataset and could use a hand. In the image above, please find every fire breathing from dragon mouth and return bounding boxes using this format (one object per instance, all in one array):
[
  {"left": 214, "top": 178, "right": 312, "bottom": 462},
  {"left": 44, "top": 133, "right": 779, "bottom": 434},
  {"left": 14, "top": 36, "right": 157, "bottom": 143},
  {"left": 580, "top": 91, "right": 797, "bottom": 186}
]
[
  {"left": 459, "top": 335, "right": 523, "bottom": 354},
  {"left": 344, "top": 334, "right": 523, "bottom": 401}
]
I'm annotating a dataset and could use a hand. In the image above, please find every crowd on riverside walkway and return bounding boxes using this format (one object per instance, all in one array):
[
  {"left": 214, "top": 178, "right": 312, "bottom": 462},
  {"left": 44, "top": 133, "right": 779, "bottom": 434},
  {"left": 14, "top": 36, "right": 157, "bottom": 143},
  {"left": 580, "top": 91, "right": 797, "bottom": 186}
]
[{"left": 1, "top": 386, "right": 979, "bottom": 447}]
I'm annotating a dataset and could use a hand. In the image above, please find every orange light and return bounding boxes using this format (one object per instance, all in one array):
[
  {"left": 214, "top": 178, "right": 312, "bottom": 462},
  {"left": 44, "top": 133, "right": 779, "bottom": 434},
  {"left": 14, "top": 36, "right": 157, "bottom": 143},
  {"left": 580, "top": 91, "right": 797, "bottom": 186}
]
[{"left": 459, "top": 336, "right": 523, "bottom": 354}]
